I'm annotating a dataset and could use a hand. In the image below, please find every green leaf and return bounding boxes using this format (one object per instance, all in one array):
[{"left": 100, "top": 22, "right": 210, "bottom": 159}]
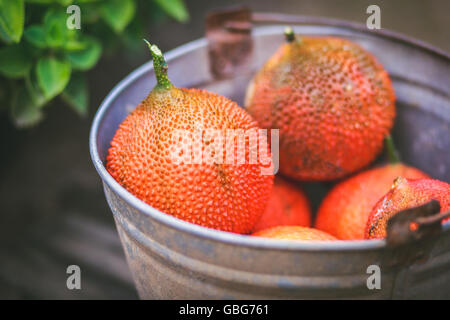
[
  {"left": 0, "top": 0, "right": 25, "bottom": 43},
  {"left": 0, "top": 44, "right": 32, "bottom": 78},
  {"left": 58, "top": 0, "right": 73, "bottom": 5},
  {"left": 64, "top": 38, "right": 87, "bottom": 51},
  {"left": 44, "top": 9, "right": 68, "bottom": 48},
  {"left": 101, "top": 0, "right": 135, "bottom": 33},
  {"left": 24, "top": 25, "right": 47, "bottom": 48},
  {"left": 26, "top": 0, "right": 73, "bottom": 3},
  {"left": 61, "top": 73, "right": 88, "bottom": 116},
  {"left": 66, "top": 36, "right": 101, "bottom": 70},
  {"left": 25, "top": 73, "right": 49, "bottom": 108},
  {"left": 153, "top": 0, "right": 189, "bottom": 23},
  {"left": 36, "top": 57, "right": 72, "bottom": 100},
  {"left": 25, "top": 0, "right": 55, "bottom": 3},
  {"left": 11, "top": 86, "right": 43, "bottom": 128}
]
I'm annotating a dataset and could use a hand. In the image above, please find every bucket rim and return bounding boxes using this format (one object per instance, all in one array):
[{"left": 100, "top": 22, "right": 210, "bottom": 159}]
[{"left": 90, "top": 18, "right": 450, "bottom": 251}]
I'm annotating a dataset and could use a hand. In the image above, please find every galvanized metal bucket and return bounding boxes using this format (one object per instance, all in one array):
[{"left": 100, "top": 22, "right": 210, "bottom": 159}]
[{"left": 90, "top": 15, "right": 450, "bottom": 299}]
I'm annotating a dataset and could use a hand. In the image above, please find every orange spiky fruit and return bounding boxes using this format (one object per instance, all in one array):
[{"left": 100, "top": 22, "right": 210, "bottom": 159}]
[
  {"left": 106, "top": 41, "right": 274, "bottom": 233},
  {"left": 252, "top": 226, "right": 337, "bottom": 241},
  {"left": 245, "top": 27, "right": 396, "bottom": 181},
  {"left": 315, "top": 163, "right": 428, "bottom": 240},
  {"left": 252, "top": 176, "right": 311, "bottom": 233},
  {"left": 315, "top": 137, "right": 429, "bottom": 239},
  {"left": 365, "top": 177, "right": 450, "bottom": 239}
]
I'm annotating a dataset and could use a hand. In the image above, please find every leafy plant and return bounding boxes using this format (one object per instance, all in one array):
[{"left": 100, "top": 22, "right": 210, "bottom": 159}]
[{"left": 0, "top": 0, "right": 189, "bottom": 128}]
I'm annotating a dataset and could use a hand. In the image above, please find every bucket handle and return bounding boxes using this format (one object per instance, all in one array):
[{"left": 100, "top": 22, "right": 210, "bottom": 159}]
[
  {"left": 383, "top": 200, "right": 450, "bottom": 267},
  {"left": 205, "top": 6, "right": 253, "bottom": 79}
]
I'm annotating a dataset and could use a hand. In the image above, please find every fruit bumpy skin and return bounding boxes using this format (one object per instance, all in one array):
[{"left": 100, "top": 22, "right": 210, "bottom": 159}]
[
  {"left": 315, "top": 164, "right": 428, "bottom": 240},
  {"left": 252, "top": 176, "right": 311, "bottom": 232},
  {"left": 365, "top": 178, "right": 450, "bottom": 239},
  {"left": 252, "top": 226, "right": 337, "bottom": 241},
  {"left": 106, "top": 42, "right": 273, "bottom": 234},
  {"left": 245, "top": 34, "right": 396, "bottom": 181}
]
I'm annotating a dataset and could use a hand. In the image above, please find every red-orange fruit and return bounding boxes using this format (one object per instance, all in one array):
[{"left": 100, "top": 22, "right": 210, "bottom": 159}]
[
  {"left": 252, "top": 226, "right": 337, "bottom": 241},
  {"left": 106, "top": 42, "right": 274, "bottom": 234},
  {"left": 252, "top": 176, "right": 311, "bottom": 232},
  {"left": 365, "top": 177, "right": 450, "bottom": 239},
  {"left": 245, "top": 28, "right": 396, "bottom": 181},
  {"left": 315, "top": 163, "right": 429, "bottom": 240}
]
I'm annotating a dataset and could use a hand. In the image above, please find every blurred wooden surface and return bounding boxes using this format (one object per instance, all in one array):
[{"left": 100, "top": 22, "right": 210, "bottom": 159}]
[{"left": 0, "top": 214, "right": 137, "bottom": 299}]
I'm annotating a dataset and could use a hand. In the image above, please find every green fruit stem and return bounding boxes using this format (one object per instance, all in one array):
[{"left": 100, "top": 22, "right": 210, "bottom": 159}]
[
  {"left": 144, "top": 39, "right": 173, "bottom": 91},
  {"left": 385, "top": 134, "right": 400, "bottom": 164},
  {"left": 284, "top": 26, "right": 295, "bottom": 43}
]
